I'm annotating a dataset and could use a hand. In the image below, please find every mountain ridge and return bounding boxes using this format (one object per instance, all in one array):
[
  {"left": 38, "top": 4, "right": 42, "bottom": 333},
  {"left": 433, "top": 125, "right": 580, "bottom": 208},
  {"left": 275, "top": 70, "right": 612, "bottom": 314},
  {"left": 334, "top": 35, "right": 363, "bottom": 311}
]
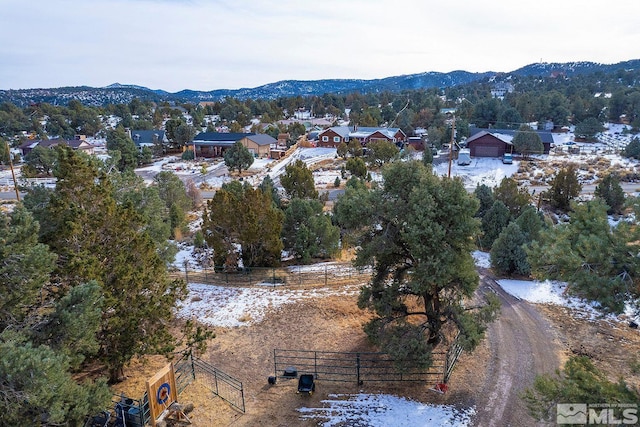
[{"left": 1, "top": 59, "right": 638, "bottom": 107}]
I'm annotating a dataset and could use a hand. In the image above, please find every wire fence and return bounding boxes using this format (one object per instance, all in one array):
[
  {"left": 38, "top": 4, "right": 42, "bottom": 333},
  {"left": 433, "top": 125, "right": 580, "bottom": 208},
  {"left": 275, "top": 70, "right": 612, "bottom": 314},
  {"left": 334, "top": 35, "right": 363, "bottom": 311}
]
[{"left": 172, "top": 261, "right": 372, "bottom": 288}]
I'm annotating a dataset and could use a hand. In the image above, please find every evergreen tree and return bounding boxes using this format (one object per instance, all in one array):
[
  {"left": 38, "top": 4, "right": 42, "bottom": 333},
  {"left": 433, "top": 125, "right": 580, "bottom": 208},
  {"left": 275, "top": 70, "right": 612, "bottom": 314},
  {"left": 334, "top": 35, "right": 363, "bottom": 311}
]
[
  {"left": 280, "top": 159, "right": 318, "bottom": 199},
  {"left": 203, "top": 182, "right": 284, "bottom": 268},
  {"left": 512, "top": 124, "right": 544, "bottom": 159},
  {"left": 106, "top": 125, "right": 138, "bottom": 172},
  {"left": 493, "top": 177, "right": 531, "bottom": 218},
  {"left": 523, "top": 356, "right": 640, "bottom": 423},
  {"left": 480, "top": 200, "right": 511, "bottom": 250},
  {"left": 36, "top": 147, "right": 186, "bottom": 382},
  {"left": 490, "top": 222, "right": 530, "bottom": 276},
  {"left": 223, "top": 141, "right": 254, "bottom": 174},
  {"left": 22, "top": 145, "right": 57, "bottom": 177},
  {"left": 366, "top": 140, "right": 399, "bottom": 167},
  {"left": 258, "top": 174, "right": 282, "bottom": 208},
  {"left": 623, "top": 137, "right": 640, "bottom": 159},
  {"left": 545, "top": 164, "right": 582, "bottom": 212},
  {"left": 594, "top": 173, "right": 625, "bottom": 214},
  {"left": 422, "top": 145, "right": 433, "bottom": 165},
  {"left": 282, "top": 198, "right": 340, "bottom": 263},
  {"left": 334, "top": 161, "right": 498, "bottom": 370},
  {"left": 154, "top": 171, "right": 193, "bottom": 237},
  {"left": 514, "top": 205, "right": 545, "bottom": 243},
  {"left": 336, "top": 141, "right": 348, "bottom": 158},
  {"left": 347, "top": 139, "right": 363, "bottom": 157},
  {"left": 0, "top": 206, "right": 57, "bottom": 329},
  {"left": 0, "top": 330, "right": 111, "bottom": 426},
  {"left": 345, "top": 156, "right": 367, "bottom": 178},
  {"left": 474, "top": 184, "right": 494, "bottom": 219},
  {"left": 527, "top": 199, "right": 639, "bottom": 314}
]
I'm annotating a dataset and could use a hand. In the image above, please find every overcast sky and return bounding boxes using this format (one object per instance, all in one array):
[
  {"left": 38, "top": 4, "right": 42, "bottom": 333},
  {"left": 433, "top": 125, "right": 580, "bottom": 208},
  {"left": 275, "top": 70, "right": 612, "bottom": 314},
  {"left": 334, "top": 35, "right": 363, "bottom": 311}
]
[{"left": 1, "top": 0, "right": 638, "bottom": 93}]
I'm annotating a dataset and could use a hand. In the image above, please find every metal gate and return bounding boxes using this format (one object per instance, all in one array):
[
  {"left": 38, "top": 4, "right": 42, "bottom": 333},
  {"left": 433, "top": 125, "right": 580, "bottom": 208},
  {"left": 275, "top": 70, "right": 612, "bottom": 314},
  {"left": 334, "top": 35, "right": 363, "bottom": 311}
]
[
  {"left": 273, "top": 349, "right": 447, "bottom": 385},
  {"left": 175, "top": 356, "right": 245, "bottom": 413}
]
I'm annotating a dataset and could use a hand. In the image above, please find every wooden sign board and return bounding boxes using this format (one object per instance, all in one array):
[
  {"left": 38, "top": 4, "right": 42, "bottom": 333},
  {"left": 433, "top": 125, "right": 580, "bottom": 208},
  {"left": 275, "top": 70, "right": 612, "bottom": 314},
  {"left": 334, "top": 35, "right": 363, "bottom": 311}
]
[{"left": 146, "top": 362, "right": 178, "bottom": 426}]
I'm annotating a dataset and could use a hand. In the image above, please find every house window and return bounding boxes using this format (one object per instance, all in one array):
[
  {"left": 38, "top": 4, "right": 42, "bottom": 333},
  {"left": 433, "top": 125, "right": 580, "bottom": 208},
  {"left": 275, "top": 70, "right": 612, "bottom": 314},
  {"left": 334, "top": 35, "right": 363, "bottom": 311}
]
[
  {"left": 322, "top": 136, "right": 329, "bottom": 142},
  {"left": 333, "top": 136, "right": 340, "bottom": 143}
]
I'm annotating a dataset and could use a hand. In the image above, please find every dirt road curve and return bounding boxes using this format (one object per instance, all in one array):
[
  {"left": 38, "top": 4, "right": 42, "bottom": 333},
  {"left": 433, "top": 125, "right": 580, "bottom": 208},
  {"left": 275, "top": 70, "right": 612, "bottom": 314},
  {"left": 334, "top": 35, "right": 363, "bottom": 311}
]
[{"left": 474, "top": 268, "right": 561, "bottom": 427}]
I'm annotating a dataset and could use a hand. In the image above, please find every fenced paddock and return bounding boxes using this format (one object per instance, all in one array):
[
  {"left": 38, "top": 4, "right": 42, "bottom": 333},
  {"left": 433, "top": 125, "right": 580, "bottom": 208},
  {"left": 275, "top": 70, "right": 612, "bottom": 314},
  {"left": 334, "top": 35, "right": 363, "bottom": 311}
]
[
  {"left": 274, "top": 338, "right": 463, "bottom": 387},
  {"left": 174, "top": 261, "right": 372, "bottom": 289}
]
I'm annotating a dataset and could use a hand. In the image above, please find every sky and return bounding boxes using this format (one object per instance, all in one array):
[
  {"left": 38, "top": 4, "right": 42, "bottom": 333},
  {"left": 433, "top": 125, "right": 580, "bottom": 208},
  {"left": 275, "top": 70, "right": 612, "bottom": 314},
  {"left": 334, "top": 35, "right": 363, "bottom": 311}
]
[{"left": 1, "top": 0, "right": 639, "bottom": 93}]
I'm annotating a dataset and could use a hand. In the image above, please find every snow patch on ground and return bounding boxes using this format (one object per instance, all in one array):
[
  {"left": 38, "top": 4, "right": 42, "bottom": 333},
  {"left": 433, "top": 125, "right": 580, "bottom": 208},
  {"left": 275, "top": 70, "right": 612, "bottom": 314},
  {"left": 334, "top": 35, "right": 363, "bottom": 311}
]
[
  {"left": 298, "top": 393, "right": 475, "bottom": 427},
  {"left": 177, "top": 283, "right": 359, "bottom": 327}
]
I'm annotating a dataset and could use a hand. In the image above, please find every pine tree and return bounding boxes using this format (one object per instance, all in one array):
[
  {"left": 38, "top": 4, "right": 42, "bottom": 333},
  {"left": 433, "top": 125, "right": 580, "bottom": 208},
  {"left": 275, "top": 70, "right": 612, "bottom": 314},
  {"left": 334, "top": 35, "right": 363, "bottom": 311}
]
[
  {"left": 527, "top": 199, "right": 639, "bottom": 314},
  {"left": 490, "top": 222, "right": 530, "bottom": 276},
  {"left": 546, "top": 164, "right": 582, "bottom": 212},
  {"left": 480, "top": 200, "right": 511, "bottom": 250},
  {"left": 0, "top": 330, "right": 111, "bottom": 426},
  {"left": 594, "top": 173, "right": 625, "bottom": 214},
  {"left": 493, "top": 177, "right": 531, "bottom": 218},
  {"left": 474, "top": 184, "right": 494, "bottom": 218},
  {"left": 334, "top": 161, "right": 498, "bottom": 370},
  {"left": 512, "top": 124, "right": 544, "bottom": 159},
  {"left": 0, "top": 206, "right": 57, "bottom": 329}
]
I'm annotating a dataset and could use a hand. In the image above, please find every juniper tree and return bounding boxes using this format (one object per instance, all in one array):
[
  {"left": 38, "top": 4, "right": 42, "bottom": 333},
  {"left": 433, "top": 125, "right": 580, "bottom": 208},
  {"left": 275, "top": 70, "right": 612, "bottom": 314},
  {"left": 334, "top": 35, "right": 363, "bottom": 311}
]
[
  {"left": 282, "top": 198, "right": 340, "bottom": 263},
  {"left": 224, "top": 140, "right": 254, "bottom": 174},
  {"left": 203, "top": 181, "right": 284, "bottom": 268},
  {"left": 35, "top": 146, "right": 186, "bottom": 382},
  {"left": 280, "top": 159, "right": 318, "bottom": 199},
  {"left": 333, "top": 160, "right": 499, "bottom": 370},
  {"left": 480, "top": 200, "right": 511, "bottom": 250},
  {"left": 594, "top": 173, "right": 625, "bottom": 214}
]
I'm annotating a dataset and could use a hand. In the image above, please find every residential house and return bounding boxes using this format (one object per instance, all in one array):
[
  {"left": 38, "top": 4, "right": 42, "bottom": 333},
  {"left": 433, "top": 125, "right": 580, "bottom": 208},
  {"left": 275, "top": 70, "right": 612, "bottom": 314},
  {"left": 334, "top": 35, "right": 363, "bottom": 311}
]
[
  {"left": 316, "top": 126, "right": 407, "bottom": 148},
  {"left": 237, "top": 134, "right": 277, "bottom": 158},
  {"left": 19, "top": 136, "right": 94, "bottom": 157},
  {"left": 129, "top": 130, "right": 167, "bottom": 151},
  {"left": 191, "top": 132, "right": 254, "bottom": 158},
  {"left": 466, "top": 127, "right": 552, "bottom": 157}
]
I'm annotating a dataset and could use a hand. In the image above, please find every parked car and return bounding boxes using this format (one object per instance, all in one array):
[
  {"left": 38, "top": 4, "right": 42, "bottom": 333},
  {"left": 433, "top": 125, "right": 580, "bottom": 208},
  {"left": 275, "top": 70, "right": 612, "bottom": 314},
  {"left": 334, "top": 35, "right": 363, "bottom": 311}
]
[
  {"left": 457, "top": 149, "right": 471, "bottom": 166},
  {"left": 502, "top": 153, "right": 513, "bottom": 164}
]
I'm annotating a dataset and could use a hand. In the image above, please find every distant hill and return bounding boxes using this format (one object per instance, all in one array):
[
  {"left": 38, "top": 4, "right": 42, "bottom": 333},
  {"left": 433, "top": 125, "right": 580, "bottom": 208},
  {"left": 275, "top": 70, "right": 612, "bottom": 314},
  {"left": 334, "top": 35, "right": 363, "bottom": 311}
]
[{"left": 1, "top": 60, "right": 638, "bottom": 107}]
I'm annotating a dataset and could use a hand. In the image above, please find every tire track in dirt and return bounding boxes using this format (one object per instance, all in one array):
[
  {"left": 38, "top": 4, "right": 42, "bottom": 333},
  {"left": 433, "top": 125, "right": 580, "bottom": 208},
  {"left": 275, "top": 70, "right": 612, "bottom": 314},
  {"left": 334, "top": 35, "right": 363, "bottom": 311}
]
[{"left": 474, "top": 268, "right": 561, "bottom": 427}]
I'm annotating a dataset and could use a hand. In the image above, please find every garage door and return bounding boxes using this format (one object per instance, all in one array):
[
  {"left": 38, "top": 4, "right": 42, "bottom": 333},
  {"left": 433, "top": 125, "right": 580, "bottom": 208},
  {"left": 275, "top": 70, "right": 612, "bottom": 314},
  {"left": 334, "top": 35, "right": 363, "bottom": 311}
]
[{"left": 474, "top": 145, "right": 501, "bottom": 157}]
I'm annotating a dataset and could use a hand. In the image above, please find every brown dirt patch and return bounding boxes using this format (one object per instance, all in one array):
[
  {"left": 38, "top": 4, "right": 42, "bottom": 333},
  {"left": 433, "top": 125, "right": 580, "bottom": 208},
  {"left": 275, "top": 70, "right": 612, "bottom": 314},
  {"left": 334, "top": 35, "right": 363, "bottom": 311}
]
[
  {"left": 113, "top": 284, "right": 491, "bottom": 426},
  {"left": 536, "top": 304, "right": 640, "bottom": 389}
]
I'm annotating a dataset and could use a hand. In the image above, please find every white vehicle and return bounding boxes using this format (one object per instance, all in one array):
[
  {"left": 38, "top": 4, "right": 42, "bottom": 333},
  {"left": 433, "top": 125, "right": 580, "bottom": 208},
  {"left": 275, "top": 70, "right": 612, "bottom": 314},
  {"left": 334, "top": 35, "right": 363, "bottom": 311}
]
[
  {"left": 502, "top": 153, "right": 513, "bottom": 164},
  {"left": 457, "top": 148, "right": 471, "bottom": 166}
]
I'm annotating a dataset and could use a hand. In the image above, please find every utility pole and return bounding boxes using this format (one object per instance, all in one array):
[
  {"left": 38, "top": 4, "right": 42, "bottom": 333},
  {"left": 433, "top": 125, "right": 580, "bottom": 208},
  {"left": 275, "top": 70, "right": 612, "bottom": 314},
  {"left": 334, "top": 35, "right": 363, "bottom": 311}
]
[
  {"left": 5, "top": 139, "right": 20, "bottom": 201},
  {"left": 448, "top": 115, "right": 456, "bottom": 178}
]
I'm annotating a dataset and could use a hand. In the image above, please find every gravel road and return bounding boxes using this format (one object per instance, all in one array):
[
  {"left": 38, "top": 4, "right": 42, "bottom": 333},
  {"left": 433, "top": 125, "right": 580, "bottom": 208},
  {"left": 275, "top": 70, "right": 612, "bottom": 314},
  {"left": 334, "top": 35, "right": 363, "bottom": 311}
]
[{"left": 473, "top": 268, "right": 561, "bottom": 426}]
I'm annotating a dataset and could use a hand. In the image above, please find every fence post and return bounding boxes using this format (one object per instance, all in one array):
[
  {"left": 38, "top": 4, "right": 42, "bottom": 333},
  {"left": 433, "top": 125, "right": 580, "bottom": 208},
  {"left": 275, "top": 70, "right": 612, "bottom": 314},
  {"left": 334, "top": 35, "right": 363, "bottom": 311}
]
[
  {"left": 184, "top": 260, "right": 189, "bottom": 284},
  {"left": 214, "top": 369, "right": 219, "bottom": 396},
  {"left": 325, "top": 264, "right": 328, "bottom": 286},
  {"left": 356, "top": 353, "right": 361, "bottom": 385},
  {"left": 314, "top": 351, "right": 318, "bottom": 379},
  {"left": 191, "top": 354, "right": 196, "bottom": 381}
]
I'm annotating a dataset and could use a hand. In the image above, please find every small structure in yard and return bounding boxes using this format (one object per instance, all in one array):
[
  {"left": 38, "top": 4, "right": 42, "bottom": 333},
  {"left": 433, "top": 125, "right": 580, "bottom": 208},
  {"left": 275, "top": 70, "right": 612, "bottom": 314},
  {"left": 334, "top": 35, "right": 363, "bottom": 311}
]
[{"left": 457, "top": 148, "right": 471, "bottom": 166}]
